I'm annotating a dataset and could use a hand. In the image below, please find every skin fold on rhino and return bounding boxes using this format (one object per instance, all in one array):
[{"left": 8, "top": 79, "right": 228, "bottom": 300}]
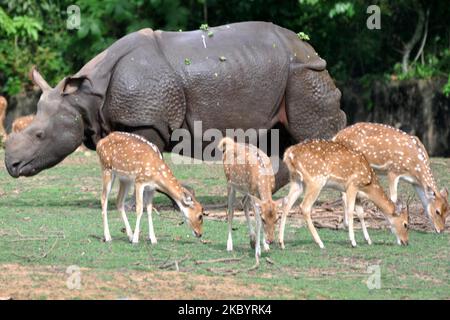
[{"left": 5, "top": 21, "right": 346, "bottom": 192}]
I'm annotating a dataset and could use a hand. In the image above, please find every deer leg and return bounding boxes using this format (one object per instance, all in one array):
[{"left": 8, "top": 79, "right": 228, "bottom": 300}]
[
  {"left": 301, "top": 185, "right": 324, "bottom": 249},
  {"left": 262, "top": 230, "right": 270, "bottom": 252},
  {"left": 226, "top": 185, "right": 236, "bottom": 252},
  {"left": 145, "top": 188, "right": 156, "bottom": 244},
  {"left": 252, "top": 198, "right": 262, "bottom": 265},
  {"left": 342, "top": 192, "right": 349, "bottom": 228},
  {"left": 278, "top": 181, "right": 303, "bottom": 249},
  {"left": 243, "top": 198, "right": 256, "bottom": 249},
  {"left": 387, "top": 172, "right": 400, "bottom": 203},
  {"left": 356, "top": 200, "right": 372, "bottom": 245},
  {"left": 131, "top": 183, "right": 145, "bottom": 244},
  {"left": 117, "top": 179, "right": 133, "bottom": 241},
  {"left": 101, "top": 170, "right": 114, "bottom": 242},
  {"left": 345, "top": 188, "right": 358, "bottom": 247}
]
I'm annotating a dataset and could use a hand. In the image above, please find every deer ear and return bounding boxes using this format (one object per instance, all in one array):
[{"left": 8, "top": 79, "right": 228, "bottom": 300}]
[
  {"left": 250, "top": 196, "right": 262, "bottom": 210},
  {"left": 61, "top": 76, "right": 90, "bottom": 95},
  {"left": 425, "top": 187, "right": 436, "bottom": 200},
  {"left": 275, "top": 198, "right": 286, "bottom": 209},
  {"left": 394, "top": 200, "right": 404, "bottom": 216},
  {"left": 181, "top": 191, "right": 194, "bottom": 207},
  {"left": 440, "top": 187, "right": 448, "bottom": 199}
]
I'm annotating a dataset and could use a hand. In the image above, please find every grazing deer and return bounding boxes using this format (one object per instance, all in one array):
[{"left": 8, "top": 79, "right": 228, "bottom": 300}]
[
  {"left": 218, "top": 137, "right": 284, "bottom": 265},
  {"left": 96, "top": 131, "right": 203, "bottom": 244},
  {"left": 0, "top": 96, "right": 7, "bottom": 141},
  {"left": 279, "top": 140, "right": 409, "bottom": 249},
  {"left": 333, "top": 122, "right": 448, "bottom": 233},
  {"left": 12, "top": 115, "right": 35, "bottom": 133}
]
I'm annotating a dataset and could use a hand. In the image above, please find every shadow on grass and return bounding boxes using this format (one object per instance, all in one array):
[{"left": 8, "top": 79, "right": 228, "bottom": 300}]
[{"left": 0, "top": 194, "right": 227, "bottom": 210}]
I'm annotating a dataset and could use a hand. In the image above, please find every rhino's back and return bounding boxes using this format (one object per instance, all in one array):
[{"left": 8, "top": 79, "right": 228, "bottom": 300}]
[{"left": 156, "top": 22, "right": 295, "bottom": 131}]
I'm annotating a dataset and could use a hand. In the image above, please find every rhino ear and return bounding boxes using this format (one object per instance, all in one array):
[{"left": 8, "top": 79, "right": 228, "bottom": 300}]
[
  {"left": 29, "top": 66, "right": 51, "bottom": 92},
  {"left": 61, "top": 76, "right": 90, "bottom": 95}
]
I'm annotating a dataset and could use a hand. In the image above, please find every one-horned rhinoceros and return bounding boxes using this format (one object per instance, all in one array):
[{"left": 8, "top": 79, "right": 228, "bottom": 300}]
[{"left": 5, "top": 21, "right": 346, "bottom": 191}]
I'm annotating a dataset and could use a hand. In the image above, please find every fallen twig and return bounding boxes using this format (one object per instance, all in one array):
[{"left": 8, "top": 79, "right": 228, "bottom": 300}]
[
  {"left": 12, "top": 238, "right": 58, "bottom": 262},
  {"left": 206, "top": 267, "right": 238, "bottom": 275},
  {"left": 195, "top": 257, "right": 242, "bottom": 265},
  {"left": 158, "top": 254, "right": 190, "bottom": 270}
]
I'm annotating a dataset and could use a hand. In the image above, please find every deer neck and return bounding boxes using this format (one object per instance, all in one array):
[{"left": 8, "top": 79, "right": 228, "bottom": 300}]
[
  {"left": 156, "top": 172, "right": 182, "bottom": 202},
  {"left": 363, "top": 182, "right": 396, "bottom": 217}
]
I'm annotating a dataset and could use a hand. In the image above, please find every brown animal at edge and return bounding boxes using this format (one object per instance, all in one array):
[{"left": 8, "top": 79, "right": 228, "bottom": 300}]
[{"left": 0, "top": 96, "right": 7, "bottom": 142}]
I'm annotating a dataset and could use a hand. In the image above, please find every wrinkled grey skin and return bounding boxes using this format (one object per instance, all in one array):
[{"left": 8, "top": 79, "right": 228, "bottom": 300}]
[{"left": 5, "top": 22, "right": 346, "bottom": 191}]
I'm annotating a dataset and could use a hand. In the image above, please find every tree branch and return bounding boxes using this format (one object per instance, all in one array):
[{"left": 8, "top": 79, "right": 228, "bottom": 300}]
[
  {"left": 413, "top": 8, "right": 430, "bottom": 64},
  {"left": 402, "top": 5, "right": 426, "bottom": 73}
]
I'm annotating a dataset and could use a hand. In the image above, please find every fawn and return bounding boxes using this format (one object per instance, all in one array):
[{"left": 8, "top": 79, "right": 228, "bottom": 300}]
[
  {"left": 279, "top": 139, "right": 409, "bottom": 249},
  {"left": 218, "top": 137, "right": 284, "bottom": 265},
  {"left": 334, "top": 122, "right": 448, "bottom": 233},
  {"left": 96, "top": 131, "right": 203, "bottom": 244}
]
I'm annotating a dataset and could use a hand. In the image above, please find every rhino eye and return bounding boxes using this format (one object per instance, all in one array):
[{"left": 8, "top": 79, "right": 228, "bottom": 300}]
[{"left": 35, "top": 131, "right": 44, "bottom": 139}]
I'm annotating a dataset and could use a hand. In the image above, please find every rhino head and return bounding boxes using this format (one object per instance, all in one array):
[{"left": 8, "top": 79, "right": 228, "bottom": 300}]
[{"left": 5, "top": 67, "right": 102, "bottom": 177}]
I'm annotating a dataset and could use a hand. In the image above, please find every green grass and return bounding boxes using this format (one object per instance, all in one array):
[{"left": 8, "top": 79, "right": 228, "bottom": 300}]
[{"left": 0, "top": 150, "right": 449, "bottom": 299}]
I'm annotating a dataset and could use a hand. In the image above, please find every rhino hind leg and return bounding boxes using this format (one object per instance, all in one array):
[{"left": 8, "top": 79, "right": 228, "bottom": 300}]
[{"left": 284, "top": 67, "right": 346, "bottom": 141}]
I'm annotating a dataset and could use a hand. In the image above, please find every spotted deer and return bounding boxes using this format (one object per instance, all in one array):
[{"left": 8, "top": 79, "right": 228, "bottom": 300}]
[
  {"left": 218, "top": 137, "right": 284, "bottom": 265},
  {"left": 96, "top": 131, "right": 203, "bottom": 244},
  {"left": 12, "top": 115, "right": 35, "bottom": 133},
  {"left": 0, "top": 96, "right": 7, "bottom": 141},
  {"left": 334, "top": 122, "right": 448, "bottom": 233},
  {"left": 279, "top": 140, "right": 409, "bottom": 249}
]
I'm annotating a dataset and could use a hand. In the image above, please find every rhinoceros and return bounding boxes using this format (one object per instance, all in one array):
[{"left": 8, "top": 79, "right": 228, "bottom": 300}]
[{"left": 5, "top": 21, "right": 346, "bottom": 191}]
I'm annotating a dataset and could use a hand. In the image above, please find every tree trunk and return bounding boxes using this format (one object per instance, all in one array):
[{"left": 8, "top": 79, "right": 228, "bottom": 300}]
[{"left": 402, "top": 6, "right": 425, "bottom": 73}]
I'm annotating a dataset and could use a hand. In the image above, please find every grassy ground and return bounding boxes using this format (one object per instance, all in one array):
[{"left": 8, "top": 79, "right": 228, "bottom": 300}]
[{"left": 0, "top": 150, "right": 449, "bottom": 299}]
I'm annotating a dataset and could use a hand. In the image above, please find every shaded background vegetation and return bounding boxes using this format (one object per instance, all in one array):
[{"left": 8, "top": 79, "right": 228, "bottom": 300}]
[
  {"left": 1, "top": 0, "right": 449, "bottom": 95},
  {"left": 0, "top": 0, "right": 449, "bottom": 154}
]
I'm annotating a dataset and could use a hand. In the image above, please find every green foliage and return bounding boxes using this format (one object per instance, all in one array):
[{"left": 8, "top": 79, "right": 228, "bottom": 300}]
[
  {"left": 0, "top": 0, "right": 449, "bottom": 97},
  {"left": 199, "top": 23, "right": 209, "bottom": 31},
  {"left": 0, "top": 3, "right": 68, "bottom": 95},
  {"left": 443, "top": 76, "right": 450, "bottom": 97},
  {"left": 392, "top": 50, "right": 450, "bottom": 81},
  {"left": 297, "top": 31, "right": 310, "bottom": 41},
  {"left": 328, "top": 2, "right": 355, "bottom": 19}
]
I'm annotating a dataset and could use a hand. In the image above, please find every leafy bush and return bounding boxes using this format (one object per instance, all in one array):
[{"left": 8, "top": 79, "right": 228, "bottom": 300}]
[{"left": 0, "top": 0, "right": 449, "bottom": 98}]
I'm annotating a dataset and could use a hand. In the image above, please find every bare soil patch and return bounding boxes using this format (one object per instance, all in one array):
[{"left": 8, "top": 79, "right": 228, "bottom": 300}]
[{"left": 0, "top": 264, "right": 269, "bottom": 300}]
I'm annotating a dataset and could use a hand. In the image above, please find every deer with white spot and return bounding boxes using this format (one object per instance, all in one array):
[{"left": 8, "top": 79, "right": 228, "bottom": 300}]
[
  {"left": 333, "top": 122, "right": 448, "bottom": 233},
  {"left": 11, "top": 115, "right": 35, "bottom": 133},
  {"left": 279, "top": 140, "right": 409, "bottom": 249},
  {"left": 96, "top": 131, "right": 203, "bottom": 244},
  {"left": 218, "top": 137, "right": 284, "bottom": 265}
]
